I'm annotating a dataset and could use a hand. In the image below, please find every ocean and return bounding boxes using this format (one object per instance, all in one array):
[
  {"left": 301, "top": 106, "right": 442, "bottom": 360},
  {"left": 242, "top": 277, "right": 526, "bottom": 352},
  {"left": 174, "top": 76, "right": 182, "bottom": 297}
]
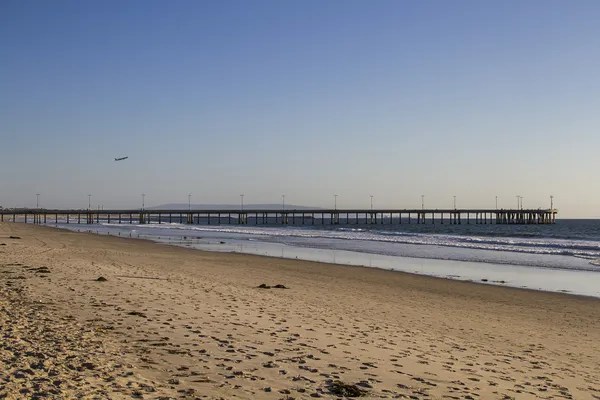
[{"left": 47, "top": 218, "right": 600, "bottom": 298}]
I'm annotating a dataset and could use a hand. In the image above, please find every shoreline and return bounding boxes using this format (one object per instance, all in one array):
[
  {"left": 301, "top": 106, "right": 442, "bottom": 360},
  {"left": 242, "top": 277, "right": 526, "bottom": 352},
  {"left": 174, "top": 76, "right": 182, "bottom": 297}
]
[
  {"left": 51, "top": 222, "right": 600, "bottom": 299},
  {"left": 29, "top": 219, "right": 600, "bottom": 271},
  {"left": 6, "top": 222, "right": 600, "bottom": 319},
  {"left": 2, "top": 222, "right": 600, "bottom": 399}
]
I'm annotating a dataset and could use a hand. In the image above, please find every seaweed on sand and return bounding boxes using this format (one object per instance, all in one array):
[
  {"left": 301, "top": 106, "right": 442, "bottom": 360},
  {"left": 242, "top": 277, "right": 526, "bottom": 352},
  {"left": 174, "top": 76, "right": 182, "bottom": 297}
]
[{"left": 327, "top": 380, "right": 368, "bottom": 397}]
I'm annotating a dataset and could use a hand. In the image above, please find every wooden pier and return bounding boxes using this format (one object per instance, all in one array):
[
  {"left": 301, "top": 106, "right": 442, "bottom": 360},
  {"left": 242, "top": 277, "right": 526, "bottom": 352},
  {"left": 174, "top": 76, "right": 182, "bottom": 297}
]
[{"left": 0, "top": 208, "right": 558, "bottom": 225}]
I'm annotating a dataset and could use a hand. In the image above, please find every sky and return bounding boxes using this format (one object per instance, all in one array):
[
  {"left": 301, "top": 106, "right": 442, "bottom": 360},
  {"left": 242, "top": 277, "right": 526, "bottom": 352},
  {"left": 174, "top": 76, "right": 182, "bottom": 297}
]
[{"left": 1, "top": 0, "right": 599, "bottom": 217}]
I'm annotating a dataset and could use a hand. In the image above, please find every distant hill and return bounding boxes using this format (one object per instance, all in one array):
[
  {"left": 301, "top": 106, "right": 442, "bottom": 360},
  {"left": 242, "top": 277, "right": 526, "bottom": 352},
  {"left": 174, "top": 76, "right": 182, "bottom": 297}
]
[{"left": 149, "top": 204, "right": 325, "bottom": 211}]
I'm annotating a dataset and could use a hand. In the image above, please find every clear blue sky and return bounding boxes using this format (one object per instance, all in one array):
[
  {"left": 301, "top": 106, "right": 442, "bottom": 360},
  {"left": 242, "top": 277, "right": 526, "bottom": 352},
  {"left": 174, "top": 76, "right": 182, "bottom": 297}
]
[{"left": 1, "top": 0, "right": 599, "bottom": 217}]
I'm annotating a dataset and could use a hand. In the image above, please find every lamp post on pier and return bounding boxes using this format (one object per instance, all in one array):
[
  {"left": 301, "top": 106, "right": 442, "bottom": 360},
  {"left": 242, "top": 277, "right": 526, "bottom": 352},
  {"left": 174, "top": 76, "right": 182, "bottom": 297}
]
[
  {"left": 188, "top": 194, "right": 191, "bottom": 211},
  {"left": 141, "top": 193, "right": 145, "bottom": 211},
  {"left": 495, "top": 196, "right": 498, "bottom": 210},
  {"left": 282, "top": 194, "right": 285, "bottom": 211},
  {"left": 550, "top": 195, "right": 554, "bottom": 210},
  {"left": 421, "top": 195, "right": 425, "bottom": 210},
  {"left": 334, "top": 194, "right": 337, "bottom": 210},
  {"left": 240, "top": 194, "right": 244, "bottom": 211},
  {"left": 453, "top": 195, "right": 456, "bottom": 210},
  {"left": 36, "top": 193, "right": 40, "bottom": 209},
  {"left": 370, "top": 195, "right": 374, "bottom": 212},
  {"left": 88, "top": 194, "right": 91, "bottom": 210},
  {"left": 519, "top": 196, "right": 523, "bottom": 210}
]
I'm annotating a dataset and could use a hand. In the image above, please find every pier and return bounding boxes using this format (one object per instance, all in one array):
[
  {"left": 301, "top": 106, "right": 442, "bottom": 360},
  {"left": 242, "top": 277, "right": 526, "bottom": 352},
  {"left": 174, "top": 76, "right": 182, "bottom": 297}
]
[{"left": 0, "top": 208, "right": 558, "bottom": 225}]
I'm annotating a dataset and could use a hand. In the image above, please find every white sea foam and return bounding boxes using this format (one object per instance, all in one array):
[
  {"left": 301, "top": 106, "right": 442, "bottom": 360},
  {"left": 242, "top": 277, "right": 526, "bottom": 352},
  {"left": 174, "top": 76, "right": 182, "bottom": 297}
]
[{"left": 100, "top": 223, "right": 600, "bottom": 256}]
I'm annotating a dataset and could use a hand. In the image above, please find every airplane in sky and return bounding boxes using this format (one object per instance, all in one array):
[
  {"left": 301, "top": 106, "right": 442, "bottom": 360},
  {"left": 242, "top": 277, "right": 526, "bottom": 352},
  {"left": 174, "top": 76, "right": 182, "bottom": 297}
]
[{"left": 114, "top": 156, "right": 129, "bottom": 161}]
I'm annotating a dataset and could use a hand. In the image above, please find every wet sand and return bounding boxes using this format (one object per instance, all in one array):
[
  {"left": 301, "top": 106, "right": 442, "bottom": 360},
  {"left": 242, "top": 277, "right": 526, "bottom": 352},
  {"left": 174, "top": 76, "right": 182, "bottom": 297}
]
[{"left": 1, "top": 222, "right": 600, "bottom": 399}]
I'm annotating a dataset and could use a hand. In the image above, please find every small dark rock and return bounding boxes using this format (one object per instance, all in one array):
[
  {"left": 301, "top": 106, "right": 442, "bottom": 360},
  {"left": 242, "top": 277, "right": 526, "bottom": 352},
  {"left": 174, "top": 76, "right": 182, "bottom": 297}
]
[
  {"left": 140, "top": 384, "right": 156, "bottom": 393},
  {"left": 273, "top": 284, "right": 288, "bottom": 289},
  {"left": 96, "top": 276, "right": 108, "bottom": 282},
  {"left": 258, "top": 283, "right": 271, "bottom": 289},
  {"left": 263, "top": 361, "right": 278, "bottom": 368},
  {"left": 481, "top": 279, "right": 489, "bottom": 282},
  {"left": 30, "top": 360, "right": 46, "bottom": 370},
  {"left": 81, "top": 362, "right": 96, "bottom": 370},
  {"left": 9, "top": 236, "right": 21, "bottom": 239}
]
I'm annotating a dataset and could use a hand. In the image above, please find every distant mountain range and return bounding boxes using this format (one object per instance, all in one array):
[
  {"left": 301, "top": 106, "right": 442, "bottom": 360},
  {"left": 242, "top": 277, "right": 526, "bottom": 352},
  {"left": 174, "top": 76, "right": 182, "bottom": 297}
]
[{"left": 149, "top": 204, "right": 325, "bottom": 211}]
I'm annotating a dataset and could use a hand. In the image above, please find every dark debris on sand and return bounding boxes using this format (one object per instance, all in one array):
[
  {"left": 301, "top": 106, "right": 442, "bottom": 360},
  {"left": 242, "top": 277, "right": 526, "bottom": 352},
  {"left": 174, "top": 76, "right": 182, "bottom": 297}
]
[
  {"left": 29, "top": 267, "right": 51, "bottom": 274},
  {"left": 127, "top": 311, "right": 148, "bottom": 318},
  {"left": 258, "top": 283, "right": 289, "bottom": 289},
  {"left": 327, "top": 380, "right": 368, "bottom": 397}
]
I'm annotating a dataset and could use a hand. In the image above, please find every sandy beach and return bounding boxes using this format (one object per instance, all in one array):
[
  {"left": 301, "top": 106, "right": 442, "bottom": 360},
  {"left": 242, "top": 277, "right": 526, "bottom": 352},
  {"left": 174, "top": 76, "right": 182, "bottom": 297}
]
[{"left": 1, "top": 222, "right": 600, "bottom": 399}]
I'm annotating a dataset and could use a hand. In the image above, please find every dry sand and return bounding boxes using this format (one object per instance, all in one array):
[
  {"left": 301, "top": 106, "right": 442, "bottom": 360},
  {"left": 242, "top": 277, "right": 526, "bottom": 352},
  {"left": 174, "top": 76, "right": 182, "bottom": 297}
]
[{"left": 1, "top": 222, "right": 600, "bottom": 399}]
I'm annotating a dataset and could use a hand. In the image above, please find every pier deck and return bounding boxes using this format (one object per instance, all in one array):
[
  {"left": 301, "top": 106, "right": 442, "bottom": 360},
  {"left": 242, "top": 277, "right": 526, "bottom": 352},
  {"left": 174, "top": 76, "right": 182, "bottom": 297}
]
[{"left": 0, "top": 208, "right": 558, "bottom": 225}]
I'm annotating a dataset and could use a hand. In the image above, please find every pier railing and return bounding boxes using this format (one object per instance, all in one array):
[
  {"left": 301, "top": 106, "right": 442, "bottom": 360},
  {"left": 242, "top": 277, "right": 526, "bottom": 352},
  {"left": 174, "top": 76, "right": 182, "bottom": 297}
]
[{"left": 0, "top": 208, "right": 558, "bottom": 225}]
